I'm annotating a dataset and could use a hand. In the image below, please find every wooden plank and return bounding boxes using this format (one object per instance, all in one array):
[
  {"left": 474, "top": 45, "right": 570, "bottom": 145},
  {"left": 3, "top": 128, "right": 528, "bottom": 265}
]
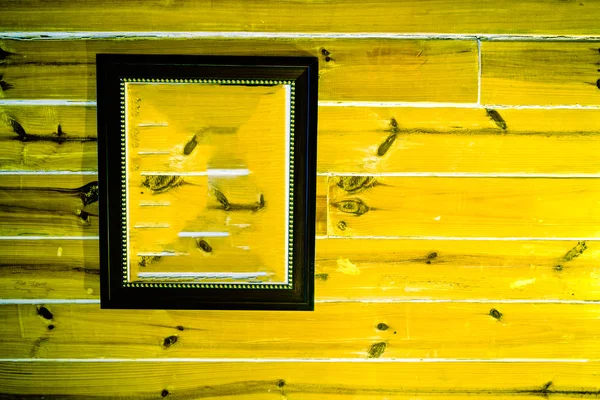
[
  {"left": 0, "top": 39, "right": 478, "bottom": 102},
  {"left": 0, "top": 105, "right": 97, "bottom": 172},
  {"left": 3, "top": 0, "right": 600, "bottom": 34},
  {"left": 4, "top": 105, "right": 600, "bottom": 174},
  {"left": 0, "top": 361, "right": 598, "bottom": 399},
  {"left": 2, "top": 238, "right": 599, "bottom": 301},
  {"left": 0, "top": 239, "right": 99, "bottom": 299},
  {"left": 0, "top": 175, "right": 99, "bottom": 237},
  {"left": 2, "top": 303, "right": 600, "bottom": 359},
  {"left": 318, "top": 107, "right": 600, "bottom": 173},
  {"left": 481, "top": 42, "right": 600, "bottom": 106},
  {"left": 328, "top": 177, "right": 600, "bottom": 238},
  {"left": 315, "top": 239, "right": 600, "bottom": 301},
  {"left": 0, "top": 175, "right": 326, "bottom": 237}
]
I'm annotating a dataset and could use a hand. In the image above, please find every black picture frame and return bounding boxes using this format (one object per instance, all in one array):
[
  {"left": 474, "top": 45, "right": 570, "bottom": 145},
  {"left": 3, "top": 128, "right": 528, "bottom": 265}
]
[{"left": 97, "top": 54, "right": 318, "bottom": 310}]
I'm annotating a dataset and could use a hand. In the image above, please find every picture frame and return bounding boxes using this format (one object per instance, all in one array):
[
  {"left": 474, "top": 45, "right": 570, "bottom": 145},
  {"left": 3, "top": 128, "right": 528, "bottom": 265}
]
[{"left": 97, "top": 54, "right": 318, "bottom": 310}]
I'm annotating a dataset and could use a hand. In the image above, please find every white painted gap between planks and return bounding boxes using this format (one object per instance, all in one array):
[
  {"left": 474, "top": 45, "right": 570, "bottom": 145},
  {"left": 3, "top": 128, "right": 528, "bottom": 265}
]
[
  {"left": 2, "top": 100, "right": 600, "bottom": 110},
  {"left": 2, "top": 31, "right": 600, "bottom": 41},
  {"left": 2, "top": 298, "right": 600, "bottom": 305},
  {"left": 0, "top": 357, "right": 592, "bottom": 363}
]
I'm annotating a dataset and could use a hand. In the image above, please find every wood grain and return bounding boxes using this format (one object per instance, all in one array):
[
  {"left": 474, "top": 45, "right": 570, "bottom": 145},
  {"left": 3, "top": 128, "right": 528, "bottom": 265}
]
[
  {"left": 0, "top": 175, "right": 327, "bottom": 237},
  {"left": 0, "top": 39, "right": 478, "bottom": 102},
  {"left": 3, "top": 0, "right": 600, "bottom": 34},
  {"left": 4, "top": 105, "right": 600, "bottom": 173},
  {"left": 3, "top": 302, "right": 600, "bottom": 359},
  {"left": 0, "top": 175, "right": 98, "bottom": 237},
  {"left": 0, "top": 105, "right": 97, "bottom": 171},
  {"left": 328, "top": 177, "right": 600, "bottom": 238},
  {"left": 0, "top": 239, "right": 99, "bottom": 299},
  {"left": 315, "top": 239, "right": 600, "bottom": 301},
  {"left": 481, "top": 42, "right": 600, "bottom": 106},
  {"left": 1, "top": 361, "right": 598, "bottom": 399},
  {"left": 318, "top": 107, "right": 600, "bottom": 173},
  {"left": 2, "top": 238, "right": 599, "bottom": 301}
]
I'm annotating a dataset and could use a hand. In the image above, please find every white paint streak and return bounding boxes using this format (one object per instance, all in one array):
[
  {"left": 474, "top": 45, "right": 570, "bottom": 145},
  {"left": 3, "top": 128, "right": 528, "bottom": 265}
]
[
  {"left": 138, "top": 123, "right": 168, "bottom": 127},
  {"left": 510, "top": 278, "right": 537, "bottom": 289},
  {"left": 0, "top": 236, "right": 100, "bottom": 240},
  {"left": 133, "top": 223, "right": 170, "bottom": 228},
  {"left": 321, "top": 236, "right": 600, "bottom": 241},
  {"left": 178, "top": 232, "right": 230, "bottom": 238},
  {"left": 0, "top": 171, "right": 97, "bottom": 175},
  {"left": 0, "top": 357, "right": 590, "bottom": 363},
  {"left": 138, "top": 272, "right": 270, "bottom": 279},
  {"left": 477, "top": 38, "right": 482, "bottom": 105},
  {"left": 139, "top": 201, "right": 171, "bottom": 207},
  {"left": 140, "top": 169, "right": 250, "bottom": 176},
  {"left": 3, "top": 31, "right": 600, "bottom": 41},
  {"left": 136, "top": 252, "right": 189, "bottom": 257},
  {"left": 318, "top": 172, "right": 600, "bottom": 178}
]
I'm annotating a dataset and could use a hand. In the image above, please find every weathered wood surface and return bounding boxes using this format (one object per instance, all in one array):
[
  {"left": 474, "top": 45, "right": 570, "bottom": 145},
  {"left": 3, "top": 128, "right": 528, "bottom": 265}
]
[
  {"left": 3, "top": 0, "right": 600, "bottom": 34},
  {"left": 481, "top": 42, "right": 600, "bottom": 106},
  {"left": 1, "top": 239, "right": 599, "bottom": 301},
  {"left": 1, "top": 361, "right": 598, "bottom": 398},
  {"left": 3, "top": 105, "right": 600, "bottom": 173},
  {"left": 3, "top": 303, "right": 600, "bottom": 359},
  {"left": 328, "top": 177, "right": 600, "bottom": 238},
  {"left": 0, "top": 39, "right": 477, "bottom": 102}
]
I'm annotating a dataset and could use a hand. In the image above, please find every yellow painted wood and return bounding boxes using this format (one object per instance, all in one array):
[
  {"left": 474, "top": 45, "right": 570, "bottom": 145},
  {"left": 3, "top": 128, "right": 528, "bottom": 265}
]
[
  {"left": 0, "top": 39, "right": 478, "bottom": 102},
  {"left": 3, "top": 303, "right": 600, "bottom": 359},
  {"left": 328, "top": 177, "right": 600, "bottom": 238},
  {"left": 4, "top": 0, "right": 600, "bottom": 34},
  {"left": 2, "top": 238, "right": 600, "bottom": 301},
  {"left": 1, "top": 361, "right": 597, "bottom": 398},
  {"left": 0, "top": 239, "right": 99, "bottom": 299},
  {"left": 481, "top": 42, "right": 600, "bottom": 106},
  {"left": 0, "top": 175, "right": 98, "bottom": 237},
  {"left": 0, "top": 105, "right": 97, "bottom": 171},
  {"left": 4, "top": 105, "right": 600, "bottom": 173},
  {"left": 318, "top": 107, "right": 600, "bottom": 173},
  {"left": 315, "top": 239, "right": 600, "bottom": 301},
  {"left": 0, "top": 175, "right": 327, "bottom": 237}
]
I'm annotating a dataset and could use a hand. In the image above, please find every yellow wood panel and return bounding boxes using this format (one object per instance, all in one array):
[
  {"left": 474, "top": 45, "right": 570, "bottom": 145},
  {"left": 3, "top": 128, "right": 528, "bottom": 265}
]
[
  {"left": 4, "top": 105, "right": 600, "bottom": 173},
  {"left": 3, "top": 0, "right": 600, "bottom": 34},
  {"left": 2, "top": 238, "right": 600, "bottom": 301},
  {"left": 328, "top": 177, "right": 600, "bottom": 238},
  {"left": 0, "top": 361, "right": 597, "bottom": 398},
  {"left": 315, "top": 239, "right": 600, "bottom": 301},
  {"left": 0, "top": 239, "right": 99, "bottom": 299},
  {"left": 1, "top": 362, "right": 599, "bottom": 399},
  {"left": 318, "top": 107, "right": 600, "bottom": 173},
  {"left": 481, "top": 42, "right": 600, "bottom": 106},
  {"left": 3, "top": 303, "right": 600, "bottom": 359},
  {"left": 0, "top": 175, "right": 327, "bottom": 237},
  {"left": 0, "top": 105, "right": 97, "bottom": 171},
  {"left": 0, "top": 39, "right": 477, "bottom": 102},
  {"left": 0, "top": 175, "right": 98, "bottom": 237}
]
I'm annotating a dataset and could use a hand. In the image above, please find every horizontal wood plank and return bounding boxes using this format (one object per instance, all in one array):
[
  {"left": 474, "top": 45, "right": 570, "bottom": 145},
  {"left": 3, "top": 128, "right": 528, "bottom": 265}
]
[
  {"left": 3, "top": 0, "right": 600, "bottom": 34},
  {"left": 2, "top": 303, "right": 600, "bottom": 359},
  {"left": 481, "top": 42, "right": 600, "bottom": 106},
  {"left": 1, "top": 361, "right": 598, "bottom": 399},
  {"left": 328, "top": 177, "right": 600, "bottom": 238},
  {"left": 318, "top": 107, "right": 600, "bottom": 173},
  {"left": 0, "top": 39, "right": 478, "bottom": 102},
  {"left": 3, "top": 105, "right": 600, "bottom": 173},
  {"left": 315, "top": 239, "right": 600, "bottom": 301},
  {"left": 0, "top": 175, "right": 327, "bottom": 237},
  {"left": 2, "top": 238, "right": 600, "bottom": 301}
]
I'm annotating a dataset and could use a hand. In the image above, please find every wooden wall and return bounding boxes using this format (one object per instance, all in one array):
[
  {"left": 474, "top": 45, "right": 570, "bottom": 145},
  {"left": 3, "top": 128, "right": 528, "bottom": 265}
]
[{"left": 2, "top": 1, "right": 600, "bottom": 398}]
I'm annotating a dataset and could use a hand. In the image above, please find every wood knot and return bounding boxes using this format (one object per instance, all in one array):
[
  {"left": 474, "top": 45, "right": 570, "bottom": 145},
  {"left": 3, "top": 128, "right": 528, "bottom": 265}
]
[
  {"left": 163, "top": 335, "right": 178, "bottom": 348},
  {"left": 183, "top": 134, "right": 198, "bottom": 155},
  {"left": 337, "top": 221, "right": 347, "bottom": 231},
  {"left": 196, "top": 239, "right": 212, "bottom": 253},
  {"left": 367, "top": 342, "right": 387, "bottom": 358},
  {"left": 426, "top": 252, "right": 438, "bottom": 264},
  {"left": 315, "top": 273, "right": 329, "bottom": 281},
  {"left": 376, "top": 323, "right": 389, "bottom": 331},
  {"left": 176, "top": 325, "right": 185, "bottom": 331},
  {"left": 47, "top": 324, "right": 55, "bottom": 330},
  {"left": 78, "top": 182, "right": 99, "bottom": 206},
  {"left": 332, "top": 199, "right": 369, "bottom": 216},
  {"left": 161, "top": 389, "right": 169, "bottom": 397},
  {"left": 142, "top": 175, "right": 184, "bottom": 194},
  {"left": 276, "top": 379, "right": 286, "bottom": 388},
  {"left": 37, "top": 306, "right": 53, "bottom": 320},
  {"left": 336, "top": 176, "right": 376, "bottom": 194},
  {"left": 489, "top": 308, "right": 503, "bottom": 320}
]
